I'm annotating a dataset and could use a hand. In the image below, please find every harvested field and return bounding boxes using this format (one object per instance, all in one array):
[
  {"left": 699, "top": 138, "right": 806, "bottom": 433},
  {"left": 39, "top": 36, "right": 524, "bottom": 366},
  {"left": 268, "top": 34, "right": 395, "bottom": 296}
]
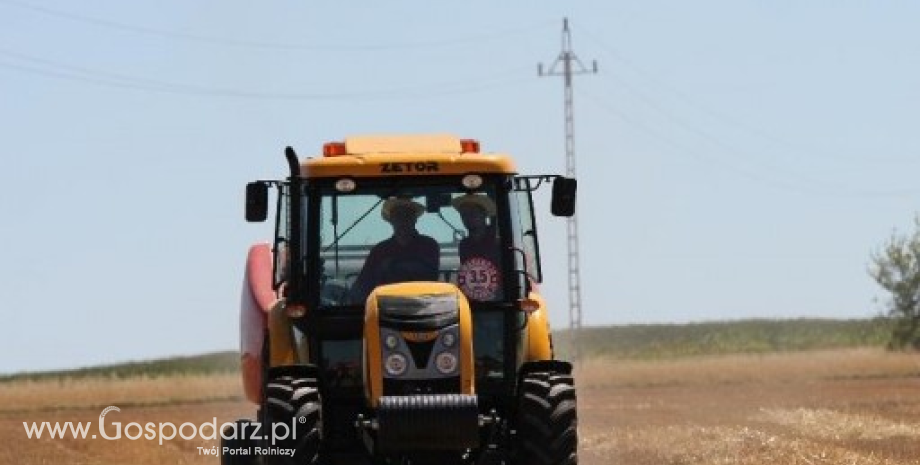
[
  {"left": 578, "top": 349, "right": 920, "bottom": 464},
  {"left": 0, "top": 348, "right": 917, "bottom": 464}
]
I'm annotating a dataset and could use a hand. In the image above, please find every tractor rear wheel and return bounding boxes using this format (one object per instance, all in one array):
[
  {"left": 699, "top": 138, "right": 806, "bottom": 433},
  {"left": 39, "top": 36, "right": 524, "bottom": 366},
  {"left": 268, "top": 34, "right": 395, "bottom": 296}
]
[
  {"left": 262, "top": 374, "right": 322, "bottom": 465},
  {"left": 513, "top": 371, "right": 578, "bottom": 465}
]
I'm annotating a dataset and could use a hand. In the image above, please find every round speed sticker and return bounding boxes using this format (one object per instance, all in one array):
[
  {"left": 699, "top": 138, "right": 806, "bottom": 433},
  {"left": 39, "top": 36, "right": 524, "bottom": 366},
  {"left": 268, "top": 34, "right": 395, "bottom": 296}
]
[{"left": 457, "top": 257, "right": 500, "bottom": 301}]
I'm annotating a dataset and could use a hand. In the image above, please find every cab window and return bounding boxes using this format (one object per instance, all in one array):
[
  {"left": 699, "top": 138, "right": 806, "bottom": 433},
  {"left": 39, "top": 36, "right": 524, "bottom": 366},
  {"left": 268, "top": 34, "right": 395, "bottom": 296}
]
[{"left": 315, "top": 181, "right": 505, "bottom": 305}]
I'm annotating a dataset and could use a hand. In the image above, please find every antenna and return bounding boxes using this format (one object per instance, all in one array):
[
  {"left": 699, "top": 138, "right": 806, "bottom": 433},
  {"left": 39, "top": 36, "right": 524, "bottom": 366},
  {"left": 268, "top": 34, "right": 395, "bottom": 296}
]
[{"left": 538, "top": 17, "right": 598, "bottom": 364}]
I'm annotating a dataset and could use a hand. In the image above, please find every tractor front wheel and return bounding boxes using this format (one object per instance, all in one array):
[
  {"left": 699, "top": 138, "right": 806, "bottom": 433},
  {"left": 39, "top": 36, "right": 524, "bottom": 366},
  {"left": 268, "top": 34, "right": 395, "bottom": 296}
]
[
  {"left": 261, "top": 374, "right": 322, "bottom": 465},
  {"left": 512, "top": 370, "right": 578, "bottom": 465}
]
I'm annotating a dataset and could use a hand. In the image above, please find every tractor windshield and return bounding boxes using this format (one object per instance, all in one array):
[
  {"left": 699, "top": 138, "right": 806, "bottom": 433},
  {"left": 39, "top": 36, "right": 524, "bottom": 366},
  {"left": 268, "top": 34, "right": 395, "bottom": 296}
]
[{"left": 313, "top": 178, "right": 508, "bottom": 307}]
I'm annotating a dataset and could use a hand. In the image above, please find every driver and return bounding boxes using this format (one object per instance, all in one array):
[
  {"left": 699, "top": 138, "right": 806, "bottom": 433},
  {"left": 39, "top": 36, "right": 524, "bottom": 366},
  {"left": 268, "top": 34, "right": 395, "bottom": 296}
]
[{"left": 350, "top": 197, "right": 440, "bottom": 303}]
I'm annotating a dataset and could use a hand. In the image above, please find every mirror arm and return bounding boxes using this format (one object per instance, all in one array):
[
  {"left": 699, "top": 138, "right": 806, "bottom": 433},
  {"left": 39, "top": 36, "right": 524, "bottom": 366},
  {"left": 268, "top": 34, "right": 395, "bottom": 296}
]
[{"left": 514, "top": 174, "right": 563, "bottom": 192}]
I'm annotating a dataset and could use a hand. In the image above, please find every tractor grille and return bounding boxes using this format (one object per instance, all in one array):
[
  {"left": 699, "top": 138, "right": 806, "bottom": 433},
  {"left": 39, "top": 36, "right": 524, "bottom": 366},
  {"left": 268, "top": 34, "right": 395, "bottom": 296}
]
[{"left": 376, "top": 394, "right": 479, "bottom": 451}]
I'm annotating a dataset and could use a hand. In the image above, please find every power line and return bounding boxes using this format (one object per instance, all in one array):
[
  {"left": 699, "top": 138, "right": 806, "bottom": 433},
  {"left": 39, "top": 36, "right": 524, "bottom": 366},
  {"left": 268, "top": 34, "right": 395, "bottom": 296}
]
[
  {"left": 0, "top": 60, "right": 535, "bottom": 100},
  {"left": 558, "top": 26, "right": 919, "bottom": 196},
  {"left": 580, "top": 88, "right": 920, "bottom": 198},
  {"left": 0, "top": 48, "right": 535, "bottom": 100},
  {"left": 0, "top": 0, "right": 554, "bottom": 52},
  {"left": 574, "top": 23, "right": 920, "bottom": 166}
]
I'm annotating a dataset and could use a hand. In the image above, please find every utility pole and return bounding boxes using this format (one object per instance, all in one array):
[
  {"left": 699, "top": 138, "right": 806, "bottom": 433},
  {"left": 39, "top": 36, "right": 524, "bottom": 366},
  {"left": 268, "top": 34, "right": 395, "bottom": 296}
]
[{"left": 538, "top": 18, "right": 597, "bottom": 364}]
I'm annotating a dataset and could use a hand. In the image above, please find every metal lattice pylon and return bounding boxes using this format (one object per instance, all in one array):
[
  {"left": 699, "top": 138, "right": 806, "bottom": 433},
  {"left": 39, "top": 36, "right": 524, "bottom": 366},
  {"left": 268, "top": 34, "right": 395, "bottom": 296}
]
[{"left": 538, "top": 18, "right": 597, "bottom": 363}]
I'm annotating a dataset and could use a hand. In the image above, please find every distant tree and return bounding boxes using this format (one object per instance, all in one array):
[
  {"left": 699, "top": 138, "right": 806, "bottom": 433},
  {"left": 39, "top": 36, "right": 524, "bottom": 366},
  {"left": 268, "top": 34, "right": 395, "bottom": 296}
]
[{"left": 869, "top": 215, "right": 920, "bottom": 350}]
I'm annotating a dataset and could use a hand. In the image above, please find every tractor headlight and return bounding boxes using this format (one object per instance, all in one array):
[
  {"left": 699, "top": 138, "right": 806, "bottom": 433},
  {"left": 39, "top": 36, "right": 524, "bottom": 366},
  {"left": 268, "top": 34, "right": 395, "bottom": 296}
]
[
  {"left": 441, "top": 332, "right": 456, "bottom": 348},
  {"left": 435, "top": 352, "right": 458, "bottom": 375},
  {"left": 384, "top": 334, "right": 399, "bottom": 350},
  {"left": 384, "top": 353, "right": 408, "bottom": 377}
]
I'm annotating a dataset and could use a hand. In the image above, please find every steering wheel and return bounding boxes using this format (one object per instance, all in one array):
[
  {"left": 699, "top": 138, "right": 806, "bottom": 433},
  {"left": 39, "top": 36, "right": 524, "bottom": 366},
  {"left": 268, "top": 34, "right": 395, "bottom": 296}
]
[{"left": 320, "top": 281, "right": 350, "bottom": 306}]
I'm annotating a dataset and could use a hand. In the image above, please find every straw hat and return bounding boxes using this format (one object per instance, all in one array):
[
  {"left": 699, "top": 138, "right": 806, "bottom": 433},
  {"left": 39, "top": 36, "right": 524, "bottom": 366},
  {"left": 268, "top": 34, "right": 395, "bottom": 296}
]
[
  {"left": 451, "top": 194, "right": 496, "bottom": 216},
  {"left": 381, "top": 197, "right": 425, "bottom": 222}
]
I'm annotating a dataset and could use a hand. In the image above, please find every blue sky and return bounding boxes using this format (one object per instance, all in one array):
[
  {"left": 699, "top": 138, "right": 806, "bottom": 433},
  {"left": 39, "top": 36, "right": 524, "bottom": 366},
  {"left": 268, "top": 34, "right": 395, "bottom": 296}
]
[{"left": 1, "top": 1, "right": 918, "bottom": 373}]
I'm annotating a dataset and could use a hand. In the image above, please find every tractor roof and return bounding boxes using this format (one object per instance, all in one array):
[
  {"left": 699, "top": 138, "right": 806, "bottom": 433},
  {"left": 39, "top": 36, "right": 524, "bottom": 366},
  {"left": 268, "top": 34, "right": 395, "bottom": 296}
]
[{"left": 301, "top": 134, "right": 517, "bottom": 178}]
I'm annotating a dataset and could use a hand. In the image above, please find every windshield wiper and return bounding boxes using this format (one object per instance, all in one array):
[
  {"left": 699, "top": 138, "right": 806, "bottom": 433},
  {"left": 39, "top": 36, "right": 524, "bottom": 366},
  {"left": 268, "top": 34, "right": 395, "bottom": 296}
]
[{"left": 322, "top": 186, "right": 400, "bottom": 253}]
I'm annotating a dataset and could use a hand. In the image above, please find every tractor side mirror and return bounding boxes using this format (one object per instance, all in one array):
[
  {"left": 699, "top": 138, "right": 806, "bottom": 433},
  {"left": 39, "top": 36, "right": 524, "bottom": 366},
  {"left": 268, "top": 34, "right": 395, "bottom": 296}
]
[
  {"left": 551, "top": 177, "right": 577, "bottom": 217},
  {"left": 245, "top": 182, "right": 269, "bottom": 222}
]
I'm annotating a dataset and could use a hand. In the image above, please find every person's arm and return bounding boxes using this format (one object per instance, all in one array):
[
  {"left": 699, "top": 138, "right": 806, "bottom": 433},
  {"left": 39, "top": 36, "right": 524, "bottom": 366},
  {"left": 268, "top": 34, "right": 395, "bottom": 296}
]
[{"left": 425, "top": 236, "right": 441, "bottom": 281}]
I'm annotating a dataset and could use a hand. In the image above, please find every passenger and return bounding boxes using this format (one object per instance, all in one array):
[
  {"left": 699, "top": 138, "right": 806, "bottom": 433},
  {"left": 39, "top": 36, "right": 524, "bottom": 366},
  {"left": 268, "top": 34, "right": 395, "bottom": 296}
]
[
  {"left": 452, "top": 194, "right": 502, "bottom": 301},
  {"left": 350, "top": 198, "right": 440, "bottom": 303}
]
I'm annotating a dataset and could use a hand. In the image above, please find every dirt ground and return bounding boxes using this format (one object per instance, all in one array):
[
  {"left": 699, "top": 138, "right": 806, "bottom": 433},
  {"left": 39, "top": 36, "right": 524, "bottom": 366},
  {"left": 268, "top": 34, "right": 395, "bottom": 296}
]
[{"left": 1, "top": 349, "right": 917, "bottom": 464}]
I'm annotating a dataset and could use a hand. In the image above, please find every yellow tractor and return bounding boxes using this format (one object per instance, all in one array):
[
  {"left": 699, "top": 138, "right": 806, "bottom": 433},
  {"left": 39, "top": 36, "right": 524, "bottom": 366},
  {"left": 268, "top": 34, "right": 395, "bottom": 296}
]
[{"left": 226, "top": 135, "right": 578, "bottom": 465}]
